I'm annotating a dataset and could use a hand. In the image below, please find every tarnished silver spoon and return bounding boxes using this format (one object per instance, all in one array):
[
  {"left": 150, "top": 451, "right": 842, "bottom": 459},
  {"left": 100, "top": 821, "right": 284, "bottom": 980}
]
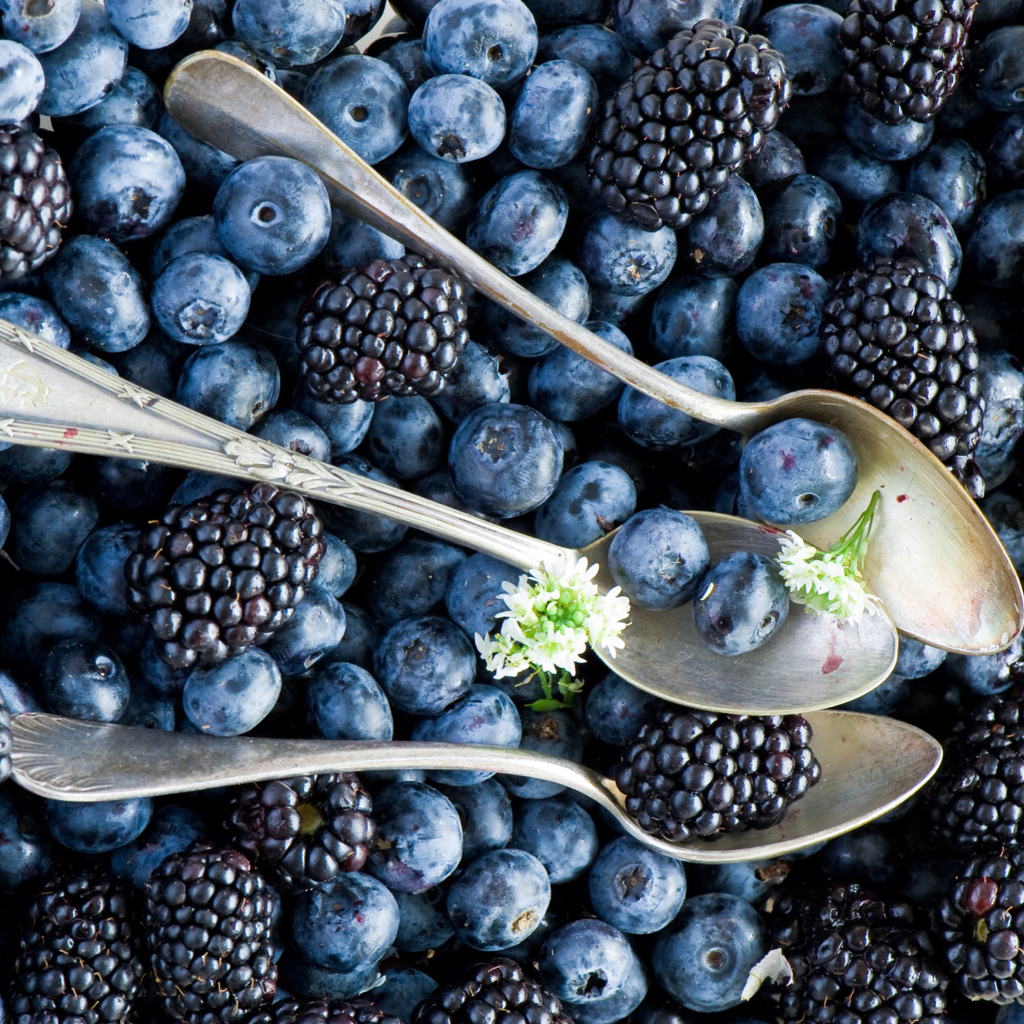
[
  {"left": 0, "top": 320, "right": 896, "bottom": 714},
  {"left": 10, "top": 712, "right": 941, "bottom": 864},
  {"left": 160, "top": 49, "right": 1023, "bottom": 657}
]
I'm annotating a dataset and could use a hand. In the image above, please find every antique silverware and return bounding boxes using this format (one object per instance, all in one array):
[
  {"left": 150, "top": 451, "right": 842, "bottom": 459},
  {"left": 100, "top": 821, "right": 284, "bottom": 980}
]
[
  {"left": 11, "top": 712, "right": 942, "bottom": 864},
  {"left": 0, "top": 319, "right": 897, "bottom": 714},
  {"left": 161, "top": 49, "right": 1023, "bottom": 657}
]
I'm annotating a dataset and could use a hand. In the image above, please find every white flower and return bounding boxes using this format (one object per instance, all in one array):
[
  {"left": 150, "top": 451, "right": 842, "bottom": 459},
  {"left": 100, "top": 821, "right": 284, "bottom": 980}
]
[{"left": 474, "top": 554, "right": 631, "bottom": 683}]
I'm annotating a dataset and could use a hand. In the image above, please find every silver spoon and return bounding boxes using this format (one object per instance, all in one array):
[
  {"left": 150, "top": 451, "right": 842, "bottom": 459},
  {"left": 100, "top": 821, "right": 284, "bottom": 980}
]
[
  {"left": 10, "top": 712, "right": 941, "bottom": 864},
  {"left": 0, "top": 320, "right": 896, "bottom": 714},
  {"left": 160, "top": 49, "right": 1023, "bottom": 657}
]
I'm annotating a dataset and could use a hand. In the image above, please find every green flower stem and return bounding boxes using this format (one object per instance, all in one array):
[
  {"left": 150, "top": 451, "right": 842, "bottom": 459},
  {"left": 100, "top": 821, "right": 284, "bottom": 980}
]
[{"left": 829, "top": 489, "right": 881, "bottom": 569}]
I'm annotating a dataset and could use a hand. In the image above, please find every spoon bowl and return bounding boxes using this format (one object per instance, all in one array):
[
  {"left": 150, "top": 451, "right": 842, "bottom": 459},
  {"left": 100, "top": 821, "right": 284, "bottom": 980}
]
[
  {"left": 0, "top": 320, "right": 897, "bottom": 713},
  {"left": 10, "top": 712, "right": 942, "bottom": 863},
  {"left": 161, "top": 50, "right": 1023, "bottom": 656}
]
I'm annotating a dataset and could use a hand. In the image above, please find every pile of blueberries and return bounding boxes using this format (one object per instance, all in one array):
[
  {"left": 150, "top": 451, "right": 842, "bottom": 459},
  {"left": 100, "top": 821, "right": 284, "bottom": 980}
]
[{"left": 2, "top": 0, "right": 1024, "bottom": 1022}]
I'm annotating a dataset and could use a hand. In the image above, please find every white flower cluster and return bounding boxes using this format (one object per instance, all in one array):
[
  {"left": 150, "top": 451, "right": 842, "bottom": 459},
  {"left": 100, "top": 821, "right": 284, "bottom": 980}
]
[
  {"left": 776, "top": 530, "right": 882, "bottom": 622},
  {"left": 475, "top": 555, "right": 631, "bottom": 680}
]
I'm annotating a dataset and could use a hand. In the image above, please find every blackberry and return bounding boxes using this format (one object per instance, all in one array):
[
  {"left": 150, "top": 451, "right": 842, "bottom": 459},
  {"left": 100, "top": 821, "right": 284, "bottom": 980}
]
[
  {"left": 0, "top": 123, "right": 71, "bottom": 280},
  {"left": 936, "top": 850, "right": 1024, "bottom": 1003},
  {"left": 0, "top": 689, "right": 11, "bottom": 785},
  {"left": 297, "top": 254, "right": 470, "bottom": 404},
  {"left": 224, "top": 773, "right": 376, "bottom": 892},
  {"left": 125, "top": 482, "right": 326, "bottom": 669},
  {"left": 839, "top": 0, "right": 977, "bottom": 125},
  {"left": 612, "top": 708, "right": 821, "bottom": 842},
  {"left": 928, "top": 682, "right": 1024, "bottom": 852},
  {"left": 143, "top": 840, "right": 277, "bottom": 1024},
  {"left": 819, "top": 255, "right": 985, "bottom": 499},
  {"left": 412, "top": 958, "right": 575, "bottom": 1024},
  {"left": 247, "top": 997, "right": 405, "bottom": 1024},
  {"left": 770, "top": 881, "right": 949, "bottom": 1024},
  {"left": 584, "top": 18, "right": 791, "bottom": 232},
  {"left": 9, "top": 868, "right": 145, "bottom": 1024}
]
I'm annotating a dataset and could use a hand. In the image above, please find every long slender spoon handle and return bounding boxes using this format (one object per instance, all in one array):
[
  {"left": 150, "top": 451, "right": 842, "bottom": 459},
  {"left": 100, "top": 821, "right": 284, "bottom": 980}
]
[
  {"left": 162, "top": 51, "right": 755, "bottom": 432},
  {"left": 0, "top": 319, "right": 564, "bottom": 571}
]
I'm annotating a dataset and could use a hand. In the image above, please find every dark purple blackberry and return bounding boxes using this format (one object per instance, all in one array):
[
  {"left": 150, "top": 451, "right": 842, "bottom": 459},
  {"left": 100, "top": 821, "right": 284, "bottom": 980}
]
[
  {"left": 839, "top": 0, "right": 977, "bottom": 125},
  {"left": 584, "top": 18, "right": 791, "bottom": 232},
  {"left": 412, "top": 958, "right": 575, "bottom": 1024},
  {"left": 928, "top": 682, "right": 1024, "bottom": 852},
  {"left": 9, "top": 868, "right": 145, "bottom": 1024},
  {"left": 247, "top": 997, "right": 405, "bottom": 1024},
  {"left": 0, "top": 123, "right": 71, "bottom": 280},
  {"left": 936, "top": 850, "right": 1024, "bottom": 1003},
  {"left": 224, "top": 773, "right": 376, "bottom": 892},
  {"left": 612, "top": 708, "right": 821, "bottom": 842},
  {"left": 125, "top": 481, "right": 326, "bottom": 668},
  {"left": 819, "top": 255, "right": 985, "bottom": 499},
  {"left": 0, "top": 689, "right": 11, "bottom": 785},
  {"left": 297, "top": 254, "right": 470, "bottom": 404},
  {"left": 143, "top": 840, "right": 277, "bottom": 1024},
  {"left": 770, "top": 881, "right": 949, "bottom": 1024}
]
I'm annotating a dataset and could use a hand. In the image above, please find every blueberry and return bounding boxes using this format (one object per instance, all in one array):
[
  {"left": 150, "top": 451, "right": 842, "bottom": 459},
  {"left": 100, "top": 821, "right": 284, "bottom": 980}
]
[
  {"left": 373, "top": 614, "right": 475, "bottom": 715},
  {"left": 9, "top": 479, "right": 99, "bottom": 575},
  {"left": 679, "top": 175, "right": 763, "bottom": 278},
  {"left": 60, "top": 66, "right": 159, "bottom": 136},
  {"left": 157, "top": 110, "right": 240, "bottom": 199},
  {"left": 0, "top": 445, "right": 73, "bottom": 486},
  {"left": 569, "top": 954, "right": 647, "bottom": 1024},
  {"left": 611, "top": 0, "right": 753, "bottom": 55},
  {"left": 983, "top": 491, "right": 1024, "bottom": 576},
  {"left": 500, "top": 708, "right": 583, "bottom": 799},
  {"left": 742, "top": 130, "right": 807, "bottom": 192},
  {"left": 264, "top": 585, "right": 346, "bottom": 675},
  {"left": 281, "top": 958, "right": 384, "bottom": 1001},
  {"left": 964, "top": 190, "right": 1024, "bottom": 290},
  {"left": 109, "top": 804, "right": 205, "bottom": 890},
  {"left": 486, "top": 254, "right": 590, "bottom": 359},
  {"left": 0, "top": 668, "right": 42, "bottom": 714},
  {"left": 535, "top": 24, "right": 631, "bottom": 94},
  {"left": 408, "top": 74, "right": 507, "bottom": 163},
  {"left": 467, "top": 171, "right": 569, "bottom": 276},
  {"left": 650, "top": 893, "right": 768, "bottom": 1012},
  {"left": 319, "top": 455, "right": 408, "bottom": 553},
  {"left": 41, "top": 638, "right": 129, "bottom": 722},
  {"left": 445, "top": 552, "right": 521, "bottom": 639},
  {"left": 693, "top": 552, "right": 790, "bottom": 655},
  {"left": 447, "top": 848, "right": 551, "bottom": 950},
  {"left": 290, "top": 872, "right": 399, "bottom": 971},
  {"left": 969, "top": 26, "right": 1024, "bottom": 111},
  {"left": 0, "top": 790, "right": 53, "bottom": 892},
  {"left": 539, "top": 918, "right": 635, "bottom": 1003},
  {"left": 429, "top": 340, "right": 511, "bottom": 425},
  {"left": 945, "top": 635, "right": 1024, "bottom": 696},
  {"left": 758, "top": 174, "right": 842, "bottom": 268},
  {"left": 976, "top": 349, "right": 1024, "bottom": 486},
  {"left": 182, "top": 647, "right": 282, "bottom": 735},
  {"left": 293, "top": 390, "right": 375, "bottom": 457},
  {"left": 152, "top": 252, "right": 251, "bottom": 346},
  {"left": 755, "top": 4, "right": 841, "bottom": 96},
  {"left": 583, "top": 672, "right": 662, "bottom": 747},
  {"left": 366, "top": 537, "right": 467, "bottom": 627},
  {"left": 735, "top": 263, "right": 829, "bottom": 366},
  {"left": 843, "top": 101, "right": 935, "bottom": 161},
  {"left": 649, "top": 276, "right": 736, "bottom": 362},
  {"left": 323, "top": 602, "right": 381, "bottom": 671},
  {"left": 175, "top": 338, "right": 280, "bottom": 429},
  {"left": 740, "top": 418, "right": 858, "bottom": 525},
  {"left": 588, "top": 836, "right": 686, "bottom": 934},
  {"left": 37, "top": 0, "right": 127, "bottom": 117},
  {"left": 1, "top": 0, "right": 80, "bottom": 54},
  {"left": 118, "top": 686, "right": 176, "bottom": 730},
  {"left": 139, "top": 632, "right": 191, "bottom": 699},
  {"left": 689, "top": 859, "right": 781, "bottom": 905},
  {"left": 319, "top": 206, "right": 406, "bottom": 274},
  {"left": 534, "top": 460, "right": 636, "bottom": 548},
  {"left": 394, "top": 888, "right": 455, "bottom": 952},
  {"left": 510, "top": 796, "right": 598, "bottom": 883},
  {"left": 412, "top": 685, "right": 523, "bottom": 785},
  {"left": 105, "top": 0, "right": 191, "bottom": 49},
  {"left": 423, "top": 0, "right": 538, "bottom": 92},
  {"left": 0, "top": 292, "right": 71, "bottom": 349},
  {"left": 579, "top": 211, "right": 677, "bottom": 296},
  {"left": 252, "top": 409, "right": 331, "bottom": 464},
  {"left": 806, "top": 141, "right": 903, "bottom": 216},
  {"left": 368, "top": 781, "right": 464, "bottom": 892},
  {"left": 232, "top": 0, "right": 347, "bottom": 67},
  {"left": 986, "top": 113, "right": 1024, "bottom": 192},
  {"left": 435, "top": 777, "right": 514, "bottom": 860},
  {"left": 449, "top": 402, "right": 564, "bottom": 518},
  {"left": 378, "top": 140, "right": 477, "bottom": 232},
  {"left": 43, "top": 234, "right": 150, "bottom": 352},
  {"left": 375, "top": 967, "right": 439, "bottom": 1020},
  {"left": 44, "top": 795, "right": 153, "bottom": 854},
  {"left": 906, "top": 138, "right": 986, "bottom": 233},
  {"left": 305, "top": 661, "right": 394, "bottom": 741},
  {"left": 304, "top": 54, "right": 409, "bottom": 165},
  {"left": 509, "top": 60, "right": 597, "bottom": 169},
  {"left": 214, "top": 155, "right": 332, "bottom": 275},
  {"left": 78, "top": 527, "right": 151, "bottom": 616},
  {"left": 618, "top": 356, "right": 735, "bottom": 450},
  {"left": 0, "top": 40, "right": 43, "bottom": 121},
  {"left": 377, "top": 37, "right": 433, "bottom": 95},
  {"left": 818, "top": 825, "right": 899, "bottom": 885},
  {"left": 529, "top": 320, "right": 632, "bottom": 421},
  {"left": 364, "top": 395, "right": 445, "bottom": 480},
  {"left": 315, "top": 534, "right": 358, "bottom": 598},
  {"left": 608, "top": 508, "right": 709, "bottom": 611}
]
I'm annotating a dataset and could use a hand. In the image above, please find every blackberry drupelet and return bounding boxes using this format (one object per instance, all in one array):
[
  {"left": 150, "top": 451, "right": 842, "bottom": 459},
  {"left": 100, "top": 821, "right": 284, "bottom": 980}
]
[
  {"left": 0, "top": 123, "right": 71, "bottom": 280},
  {"left": 839, "top": 0, "right": 977, "bottom": 125},
  {"left": 928, "top": 683, "right": 1024, "bottom": 852},
  {"left": 819, "top": 255, "right": 985, "bottom": 498},
  {"left": 297, "top": 254, "right": 470, "bottom": 404},
  {"left": 247, "top": 998, "right": 405, "bottom": 1024},
  {"left": 0, "top": 689, "right": 10, "bottom": 784},
  {"left": 9, "top": 868, "right": 145, "bottom": 1024},
  {"left": 936, "top": 850, "right": 1024, "bottom": 1003},
  {"left": 143, "top": 840, "right": 277, "bottom": 1024},
  {"left": 412, "top": 958, "right": 575, "bottom": 1024},
  {"left": 584, "top": 18, "right": 791, "bottom": 232},
  {"left": 224, "top": 773, "right": 376, "bottom": 892},
  {"left": 770, "top": 881, "right": 949, "bottom": 1024},
  {"left": 125, "top": 482, "right": 326, "bottom": 669},
  {"left": 612, "top": 708, "right": 821, "bottom": 842}
]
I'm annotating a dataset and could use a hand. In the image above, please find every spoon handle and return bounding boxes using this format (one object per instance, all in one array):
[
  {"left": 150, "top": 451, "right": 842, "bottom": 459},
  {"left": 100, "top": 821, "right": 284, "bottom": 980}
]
[
  {"left": 0, "top": 319, "right": 566, "bottom": 572},
  {"left": 162, "top": 50, "right": 756, "bottom": 434}
]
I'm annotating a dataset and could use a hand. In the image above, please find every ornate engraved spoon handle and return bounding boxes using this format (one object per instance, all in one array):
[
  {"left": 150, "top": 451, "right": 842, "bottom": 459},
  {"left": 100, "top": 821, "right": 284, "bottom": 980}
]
[{"left": 0, "top": 319, "right": 565, "bottom": 571}]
